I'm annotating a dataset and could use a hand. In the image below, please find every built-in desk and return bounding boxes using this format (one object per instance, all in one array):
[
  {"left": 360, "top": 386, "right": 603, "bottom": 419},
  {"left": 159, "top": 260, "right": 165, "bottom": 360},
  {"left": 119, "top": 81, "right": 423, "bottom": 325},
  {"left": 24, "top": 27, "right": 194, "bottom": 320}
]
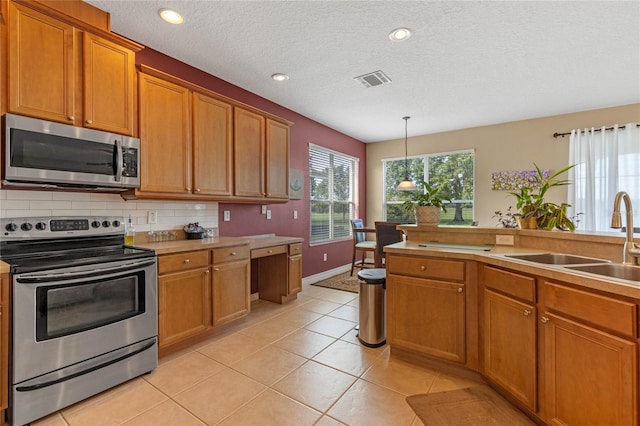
[{"left": 248, "top": 236, "right": 303, "bottom": 304}]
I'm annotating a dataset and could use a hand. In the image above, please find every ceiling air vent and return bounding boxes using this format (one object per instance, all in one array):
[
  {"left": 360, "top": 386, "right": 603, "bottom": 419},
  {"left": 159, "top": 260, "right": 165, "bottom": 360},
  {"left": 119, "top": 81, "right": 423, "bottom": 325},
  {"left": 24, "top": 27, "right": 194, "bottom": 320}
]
[{"left": 354, "top": 70, "right": 391, "bottom": 88}]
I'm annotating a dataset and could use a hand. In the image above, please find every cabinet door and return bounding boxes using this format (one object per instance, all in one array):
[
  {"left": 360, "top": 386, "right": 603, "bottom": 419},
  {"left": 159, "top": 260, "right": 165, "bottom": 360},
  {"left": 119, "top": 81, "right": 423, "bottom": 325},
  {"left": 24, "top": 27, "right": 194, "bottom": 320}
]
[
  {"left": 542, "top": 312, "right": 637, "bottom": 425},
  {"left": 158, "top": 268, "right": 211, "bottom": 348},
  {"left": 0, "top": 274, "right": 7, "bottom": 411},
  {"left": 8, "top": 2, "right": 75, "bottom": 123},
  {"left": 234, "top": 107, "right": 265, "bottom": 198},
  {"left": 83, "top": 32, "right": 136, "bottom": 135},
  {"left": 287, "top": 254, "right": 302, "bottom": 295},
  {"left": 387, "top": 274, "right": 466, "bottom": 363},
  {"left": 139, "top": 73, "right": 191, "bottom": 194},
  {"left": 212, "top": 260, "right": 250, "bottom": 326},
  {"left": 265, "top": 119, "right": 289, "bottom": 200},
  {"left": 483, "top": 289, "right": 537, "bottom": 411},
  {"left": 193, "top": 93, "right": 233, "bottom": 196}
]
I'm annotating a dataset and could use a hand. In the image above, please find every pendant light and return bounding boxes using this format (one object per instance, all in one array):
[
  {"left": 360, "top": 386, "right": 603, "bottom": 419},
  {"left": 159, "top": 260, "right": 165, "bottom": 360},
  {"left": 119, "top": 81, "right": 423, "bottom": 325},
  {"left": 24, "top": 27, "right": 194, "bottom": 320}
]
[{"left": 396, "top": 116, "right": 416, "bottom": 190}]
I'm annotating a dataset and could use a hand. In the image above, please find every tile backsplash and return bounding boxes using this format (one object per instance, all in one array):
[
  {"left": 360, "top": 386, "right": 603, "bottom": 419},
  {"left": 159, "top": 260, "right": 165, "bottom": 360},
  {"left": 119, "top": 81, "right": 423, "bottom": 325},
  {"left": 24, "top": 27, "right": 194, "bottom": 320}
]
[{"left": 0, "top": 190, "right": 218, "bottom": 234}]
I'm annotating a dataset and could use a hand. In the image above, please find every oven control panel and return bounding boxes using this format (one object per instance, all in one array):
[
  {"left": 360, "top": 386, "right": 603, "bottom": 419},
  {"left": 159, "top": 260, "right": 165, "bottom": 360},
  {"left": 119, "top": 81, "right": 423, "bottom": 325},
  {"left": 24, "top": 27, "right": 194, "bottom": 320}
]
[{"left": 1, "top": 216, "right": 124, "bottom": 239}]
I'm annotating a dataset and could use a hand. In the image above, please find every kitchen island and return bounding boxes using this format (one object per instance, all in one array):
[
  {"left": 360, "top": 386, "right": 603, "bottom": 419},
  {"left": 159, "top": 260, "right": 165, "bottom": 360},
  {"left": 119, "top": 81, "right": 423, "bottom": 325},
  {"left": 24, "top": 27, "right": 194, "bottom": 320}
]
[{"left": 384, "top": 225, "right": 640, "bottom": 425}]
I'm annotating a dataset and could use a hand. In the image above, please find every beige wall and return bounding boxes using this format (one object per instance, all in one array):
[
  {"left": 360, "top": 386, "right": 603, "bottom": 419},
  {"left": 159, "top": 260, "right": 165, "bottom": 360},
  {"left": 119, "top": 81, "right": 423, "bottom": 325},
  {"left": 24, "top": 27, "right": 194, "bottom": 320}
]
[{"left": 366, "top": 103, "right": 640, "bottom": 227}]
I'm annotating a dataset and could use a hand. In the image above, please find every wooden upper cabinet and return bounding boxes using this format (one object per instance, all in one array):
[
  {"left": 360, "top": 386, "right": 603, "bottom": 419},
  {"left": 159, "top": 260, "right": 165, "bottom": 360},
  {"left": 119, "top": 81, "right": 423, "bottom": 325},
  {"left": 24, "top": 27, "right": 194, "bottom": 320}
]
[
  {"left": 138, "top": 73, "right": 191, "bottom": 194},
  {"left": 234, "top": 107, "right": 266, "bottom": 198},
  {"left": 8, "top": 1, "right": 75, "bottom": 123},
  {"left": 82, "top": 32, "right": 136, "bottom": 135},
  {"left": 266, "top": 119, "right": 290, "bottom": 200},
  {"left": 7, "top": 1, "right": 137, "bottom": 135},
  {"left": 192, "top": 93, "right": 233, "bottom": 197}
]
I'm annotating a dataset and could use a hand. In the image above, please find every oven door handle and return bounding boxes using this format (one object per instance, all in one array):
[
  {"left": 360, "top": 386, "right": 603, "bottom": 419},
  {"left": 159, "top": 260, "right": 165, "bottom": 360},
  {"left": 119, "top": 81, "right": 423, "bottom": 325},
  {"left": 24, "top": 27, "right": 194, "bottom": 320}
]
[
  {"left": 15, "top": 259, "right": 156, "bottom": 283},
  {"left": 15, "top": 339, "right": 156, "bottom": 392}
]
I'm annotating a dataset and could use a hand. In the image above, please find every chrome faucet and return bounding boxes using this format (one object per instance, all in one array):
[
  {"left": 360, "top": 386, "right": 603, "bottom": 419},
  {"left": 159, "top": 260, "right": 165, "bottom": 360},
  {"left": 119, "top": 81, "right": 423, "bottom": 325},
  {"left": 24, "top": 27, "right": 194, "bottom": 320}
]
[{"left": 611, "top": 191, "right": 640, "bottom": 265}]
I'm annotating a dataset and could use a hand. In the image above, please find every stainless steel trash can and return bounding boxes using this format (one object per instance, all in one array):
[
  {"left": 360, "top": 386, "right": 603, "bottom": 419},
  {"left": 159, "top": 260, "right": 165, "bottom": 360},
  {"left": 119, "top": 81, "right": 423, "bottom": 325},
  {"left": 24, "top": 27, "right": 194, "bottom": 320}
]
[{"left": 357, "top": 268, "right": 386, "bottom": 347}]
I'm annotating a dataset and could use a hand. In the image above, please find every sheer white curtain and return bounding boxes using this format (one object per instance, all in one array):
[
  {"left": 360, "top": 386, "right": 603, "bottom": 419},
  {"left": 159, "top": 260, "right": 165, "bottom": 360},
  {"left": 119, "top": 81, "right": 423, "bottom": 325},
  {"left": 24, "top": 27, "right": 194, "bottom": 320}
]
[{"left": 568, "top": 124, "right": 640, "bottom": 232}]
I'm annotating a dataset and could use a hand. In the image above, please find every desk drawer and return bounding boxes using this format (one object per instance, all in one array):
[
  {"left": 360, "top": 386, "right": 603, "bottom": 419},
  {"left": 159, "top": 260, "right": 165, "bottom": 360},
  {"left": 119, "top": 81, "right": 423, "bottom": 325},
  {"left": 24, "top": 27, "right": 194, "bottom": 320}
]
[
  {"left": 159, "top": 250, "right": 209, "bottom": 274},
  {"left": 388, "top": 255, "right": 465, "bottom": 282},
  {"left": 541, "top": 281, "right": 637, "bottom": 338},
  {"left": 212, "top": 245, "right": 250, "bottom": 264},
  {"left": 289, "top": 243, "right": 302, "bottom": 256},
  {"left": 251, "top": 245, "right": 287, "bottom": 259}
]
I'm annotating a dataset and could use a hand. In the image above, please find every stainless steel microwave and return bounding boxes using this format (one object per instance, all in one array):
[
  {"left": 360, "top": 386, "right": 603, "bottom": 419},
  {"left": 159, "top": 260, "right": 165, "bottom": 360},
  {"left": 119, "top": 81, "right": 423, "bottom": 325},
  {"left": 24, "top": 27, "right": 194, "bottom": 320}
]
[{"left": 3, "top": 113, "right": 140, "bottom": 191}]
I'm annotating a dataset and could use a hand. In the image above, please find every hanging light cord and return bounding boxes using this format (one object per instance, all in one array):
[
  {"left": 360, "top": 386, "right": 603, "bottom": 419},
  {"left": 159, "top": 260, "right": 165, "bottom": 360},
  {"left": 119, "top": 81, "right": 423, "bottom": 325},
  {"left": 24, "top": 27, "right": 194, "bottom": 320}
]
[{"left": 403, "top": 116, "right": 410, "bottom": 178}]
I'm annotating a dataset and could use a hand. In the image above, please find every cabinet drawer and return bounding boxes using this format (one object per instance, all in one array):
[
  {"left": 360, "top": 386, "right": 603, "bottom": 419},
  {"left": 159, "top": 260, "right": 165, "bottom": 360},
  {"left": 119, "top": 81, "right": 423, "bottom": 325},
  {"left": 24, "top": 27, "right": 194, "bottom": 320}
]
[
  {"left": 288, "top": 243, "right": 302, "bottom": 256},
  {"left": 541, "top": 281, "right": 637, "bottom": 338},
  {"left": 251, "top": 245, "right": 287, "bottom": 259},
  {"left": 158, "top": 250, "right": 210, "bottom": 274},
  {"left": 482, "top": 265, "right": 535, "bottom": 303},
  {"left": 388, "top": 255, "right": 465, "bottom": 282},
  {"left": 212, "top": 245, "right": 250, "bottom": 264}
]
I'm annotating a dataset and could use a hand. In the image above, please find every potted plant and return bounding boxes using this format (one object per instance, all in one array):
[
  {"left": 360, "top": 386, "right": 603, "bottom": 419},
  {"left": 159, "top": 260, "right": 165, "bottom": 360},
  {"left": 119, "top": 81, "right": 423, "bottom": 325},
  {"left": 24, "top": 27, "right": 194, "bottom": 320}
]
[
  {"left": 402, "top": 181, "right": 451, "bottom": 225},
  {"left": 509, "top": 164, "right": 577, "bottom": 231}
]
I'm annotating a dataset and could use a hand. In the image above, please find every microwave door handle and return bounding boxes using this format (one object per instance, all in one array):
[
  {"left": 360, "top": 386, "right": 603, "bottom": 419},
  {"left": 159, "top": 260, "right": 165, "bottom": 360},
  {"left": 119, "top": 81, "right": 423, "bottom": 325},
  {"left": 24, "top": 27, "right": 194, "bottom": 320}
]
[{"left": 114, "top": 139, "right": 122, "bottom": 182}]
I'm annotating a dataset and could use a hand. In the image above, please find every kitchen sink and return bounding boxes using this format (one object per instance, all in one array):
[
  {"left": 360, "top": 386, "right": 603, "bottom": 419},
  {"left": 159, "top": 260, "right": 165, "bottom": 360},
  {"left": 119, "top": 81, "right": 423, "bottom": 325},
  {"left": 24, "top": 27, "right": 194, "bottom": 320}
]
[
  {"left": 565, "top": 263, "right": 640, "bottom": 282},
  {"left": 504, "top": 253, "right": 610, "bottom": 265}
]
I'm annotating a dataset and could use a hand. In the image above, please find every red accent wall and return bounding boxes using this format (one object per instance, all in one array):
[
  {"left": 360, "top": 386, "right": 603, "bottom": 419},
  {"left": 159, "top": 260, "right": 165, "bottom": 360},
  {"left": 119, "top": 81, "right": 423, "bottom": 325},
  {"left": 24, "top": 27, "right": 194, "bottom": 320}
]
[{"left": 136, "top": 48, "right": 367, "bottom": 277}]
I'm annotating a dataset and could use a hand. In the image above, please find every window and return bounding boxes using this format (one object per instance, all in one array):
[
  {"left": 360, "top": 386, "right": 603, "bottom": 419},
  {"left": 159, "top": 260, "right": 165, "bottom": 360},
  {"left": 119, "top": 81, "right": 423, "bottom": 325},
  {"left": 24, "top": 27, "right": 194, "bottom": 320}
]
[
  {"left": 309, "top": 144, "right": 357, "bottom": 243},
  {"left": 383, "top": 150, "right": 475, "bottom": 224}
]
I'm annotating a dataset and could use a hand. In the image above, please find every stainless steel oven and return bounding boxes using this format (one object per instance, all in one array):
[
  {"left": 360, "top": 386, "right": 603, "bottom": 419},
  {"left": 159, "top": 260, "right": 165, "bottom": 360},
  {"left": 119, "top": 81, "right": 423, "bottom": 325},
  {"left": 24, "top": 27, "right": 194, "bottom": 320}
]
[{"left": 0, "top": 216, "right": 157, "bottom": 426}]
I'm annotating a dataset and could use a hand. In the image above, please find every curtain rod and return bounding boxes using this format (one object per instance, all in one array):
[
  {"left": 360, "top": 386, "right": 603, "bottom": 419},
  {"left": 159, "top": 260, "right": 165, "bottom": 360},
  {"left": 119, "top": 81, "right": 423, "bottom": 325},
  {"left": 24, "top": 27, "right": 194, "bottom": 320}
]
[{"left": 553, "top": 123, "right": 640, "bottom": 139}]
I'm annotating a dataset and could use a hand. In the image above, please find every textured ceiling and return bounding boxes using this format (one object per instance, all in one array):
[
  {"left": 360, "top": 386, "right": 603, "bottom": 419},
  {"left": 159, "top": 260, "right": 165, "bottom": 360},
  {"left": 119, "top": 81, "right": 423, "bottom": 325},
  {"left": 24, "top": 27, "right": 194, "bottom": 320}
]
[{"left": 86, "top": 0, "right": 640, "bottom": 143}]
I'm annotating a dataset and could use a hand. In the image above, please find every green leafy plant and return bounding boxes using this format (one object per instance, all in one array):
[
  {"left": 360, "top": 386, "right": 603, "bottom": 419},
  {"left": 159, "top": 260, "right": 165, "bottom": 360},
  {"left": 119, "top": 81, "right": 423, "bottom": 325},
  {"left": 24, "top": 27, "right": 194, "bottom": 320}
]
[
  {"left": 509, "top": 164, "right": 577, "bottom": 231},
  {"left": 402, "top": 181, "right": 451, "bottom": 214}
]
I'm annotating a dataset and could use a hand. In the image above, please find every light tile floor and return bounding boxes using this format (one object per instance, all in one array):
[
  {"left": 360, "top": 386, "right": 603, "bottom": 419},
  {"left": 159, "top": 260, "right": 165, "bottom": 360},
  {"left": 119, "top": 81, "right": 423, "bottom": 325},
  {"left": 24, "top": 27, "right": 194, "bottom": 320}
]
[{"left": 33, "top": 281, "right": 484, "bottom": 426}]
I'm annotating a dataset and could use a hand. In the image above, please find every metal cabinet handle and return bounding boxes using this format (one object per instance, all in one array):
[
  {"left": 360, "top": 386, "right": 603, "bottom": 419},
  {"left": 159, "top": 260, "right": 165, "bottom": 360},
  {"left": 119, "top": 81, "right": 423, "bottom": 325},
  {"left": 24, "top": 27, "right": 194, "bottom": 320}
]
[
  {"left": 230, "top": 252, "right": 237, "bottom": 256},
  {"left": 68, "top": 116, "right": 75, "bottom": 121},
  {"left": 268, "top": 250, "right": 273, "bottom": 253},
  {"left": 541, "top": 316, "right": 549, "bottom": 323},
  {"left": 523, "top": 309, "right": 531, "bottom": 316},
  {"left": 86, "top": 120, "right": 93, "bottom": 124},
  {"left": 214, "top": 267, "right": 220, "bottom": 271},
  {"left": 183, "top": 259, "right": 190, "bottom": 264},
  {"left": 420, "top": 265, "right": 426, "bottom": 271},
  {"left": 195, "top": 188, "right": 201, "bottom": 192},
  {"left": 204, "top": 270, "right": 210, "bottom": 274},
  {"left": 457, "top": 287, "right": 463, "bottom": 293}
]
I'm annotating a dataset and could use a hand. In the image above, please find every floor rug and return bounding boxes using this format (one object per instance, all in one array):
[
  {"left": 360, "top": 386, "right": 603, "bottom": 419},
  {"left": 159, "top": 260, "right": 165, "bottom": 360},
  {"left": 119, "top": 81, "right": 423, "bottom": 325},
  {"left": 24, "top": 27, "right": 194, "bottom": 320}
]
[
  {"left": 311, "top": 271, "right": 359, "bottom": 293},
  {"left": 406, "top": 385, "right": 536, "bottom": 425}
]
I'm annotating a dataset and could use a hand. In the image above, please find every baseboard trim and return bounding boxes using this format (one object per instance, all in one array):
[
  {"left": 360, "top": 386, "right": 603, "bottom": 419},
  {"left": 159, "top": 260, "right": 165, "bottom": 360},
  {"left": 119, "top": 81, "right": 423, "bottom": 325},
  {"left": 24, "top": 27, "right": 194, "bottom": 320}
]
[{"left": 302, "top": 264, "right": 351, "bottom": 285}]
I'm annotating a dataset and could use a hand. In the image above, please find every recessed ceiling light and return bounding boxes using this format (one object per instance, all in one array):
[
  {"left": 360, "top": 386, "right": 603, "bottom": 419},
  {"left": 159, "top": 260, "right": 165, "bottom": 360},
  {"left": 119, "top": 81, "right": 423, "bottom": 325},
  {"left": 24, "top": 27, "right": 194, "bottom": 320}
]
[
  {"left": 389, "top": 27, "right": 412, "bottom": 41},
  {"left": 271, "top": 73, "right": 289, "bottom": 81},
  {"left": 159, "top": 8, "right": 184, "bottom": 25}
]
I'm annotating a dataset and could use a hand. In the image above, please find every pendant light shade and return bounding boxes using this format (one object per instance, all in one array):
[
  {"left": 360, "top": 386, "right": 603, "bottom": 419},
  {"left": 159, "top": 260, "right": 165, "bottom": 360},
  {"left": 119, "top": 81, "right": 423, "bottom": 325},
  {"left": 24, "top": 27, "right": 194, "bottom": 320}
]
[{"left": 397, "top": 116, "right": 416, "bottom": 191}]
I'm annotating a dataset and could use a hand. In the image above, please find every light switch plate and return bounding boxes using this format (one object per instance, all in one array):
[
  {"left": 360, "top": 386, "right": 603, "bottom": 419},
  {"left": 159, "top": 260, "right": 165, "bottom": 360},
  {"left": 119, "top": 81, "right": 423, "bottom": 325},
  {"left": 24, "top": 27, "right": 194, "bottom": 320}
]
[
  {"left": 293, "top": 210, "right": 298, "bottom": 219},
  {"left": 266, "top": 210, "right": 272, "bottom": 220},
  {"left": 148, "top": 211, "right": 158, "bottom": 224},
  {"left": 223, "top": 211, "right": 230, "bottom": 221},
  {"left": 261, "top": 205, "right": 267, "bottom": 214}
]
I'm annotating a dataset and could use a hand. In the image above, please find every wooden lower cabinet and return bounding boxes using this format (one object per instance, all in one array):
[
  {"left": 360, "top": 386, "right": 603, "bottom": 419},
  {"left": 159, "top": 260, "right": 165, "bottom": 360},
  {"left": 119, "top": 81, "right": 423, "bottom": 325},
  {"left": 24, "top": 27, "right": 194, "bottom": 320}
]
[
  {"left": 158, "top": 267, "right": 211, "bottom": 349},
  {"left": 387, "top": 273, "right": 466, "bottom": 363},
  {"left": 0, "top": 273, "right": 8, "bottom": 420},
  {"left": 212, "top": 249, "right": 250, "bottom": 326},
  {"left": 541, "top": 312, "right": 637, "bottom": 425},
  {"left": 483, "top": 289, "right": 537, "bottom": 411}
]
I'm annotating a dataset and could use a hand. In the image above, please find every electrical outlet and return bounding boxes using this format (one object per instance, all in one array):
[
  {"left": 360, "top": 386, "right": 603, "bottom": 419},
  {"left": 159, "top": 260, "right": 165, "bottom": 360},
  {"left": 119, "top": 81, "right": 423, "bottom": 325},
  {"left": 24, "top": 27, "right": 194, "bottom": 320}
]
[
  {"left": 223, "top": 211, "right": 230, "bottom": 222},
  {"left": 495, "top": 235, "right": 515, "bottom": 245},
  {"left": 266, "top": 210, "right": 272, "bottom": 220},
  {"left": 323, "top": 253, "right": 327, "bottom": 261},
  {"left": 261, "top": 205, "right": 267, "bottom": 214},
  {"left": 293, "top": 210, "right": 298, "bottom": 219},
  {"left": 148, "top": 211, "right": 158, "bottom": 224}
]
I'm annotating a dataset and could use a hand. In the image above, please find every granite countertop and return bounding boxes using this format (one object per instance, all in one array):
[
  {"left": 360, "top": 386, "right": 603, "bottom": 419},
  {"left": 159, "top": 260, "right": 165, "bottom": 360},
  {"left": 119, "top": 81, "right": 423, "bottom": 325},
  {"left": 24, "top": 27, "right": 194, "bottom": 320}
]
[
  {"left": 135, "top": 235, "right": 303, "bottom": 256},
  {"left": 384, "top": 241, "right": 640, "bottom": 300}
]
